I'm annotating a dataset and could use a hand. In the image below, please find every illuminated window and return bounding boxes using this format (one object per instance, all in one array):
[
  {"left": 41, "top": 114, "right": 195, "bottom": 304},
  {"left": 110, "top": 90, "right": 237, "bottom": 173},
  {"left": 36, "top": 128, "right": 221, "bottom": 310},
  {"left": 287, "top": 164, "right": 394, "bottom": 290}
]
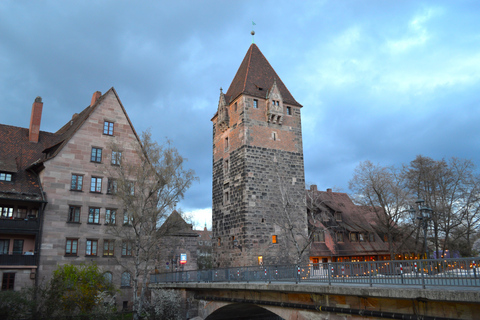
[
  {"left": 258, "top": 256, "right": 263, "bottom": 265},
  {"left": 272, "top": 235, "right": 277, "bottom": 244},
  {"left": 0, "top": 206, "right": 14, "bottom": 219},
  {"left": 103, "top": 240, "right": 115, "bottom": 256}
]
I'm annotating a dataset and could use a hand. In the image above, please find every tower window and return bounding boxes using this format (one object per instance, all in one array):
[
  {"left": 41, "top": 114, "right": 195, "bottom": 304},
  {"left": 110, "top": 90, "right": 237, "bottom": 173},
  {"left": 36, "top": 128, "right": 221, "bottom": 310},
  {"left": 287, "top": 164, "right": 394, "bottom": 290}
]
[
  {"left": 286, "top": 106, "right": 292, "bottom": 115},
  {"left": 225, "top": 137, "right": 229, "bottom": 151},
  {"left": 234, "top": 102, "right": 237, "bottom": 111},
  {"left": 223, "top": 191, "right": 230, "bottom": 205},
  {"left": 253, "top": 99, "right": 258, "bottom": 108},
  {"left": 272, "top": 132, "right": 277, "bottom": 141},
  {"left": 224, "top": 159, "right": 229, "bottom": 174},
  {"left": 272, "top": 235, "right": 277, "bottom": 244}
]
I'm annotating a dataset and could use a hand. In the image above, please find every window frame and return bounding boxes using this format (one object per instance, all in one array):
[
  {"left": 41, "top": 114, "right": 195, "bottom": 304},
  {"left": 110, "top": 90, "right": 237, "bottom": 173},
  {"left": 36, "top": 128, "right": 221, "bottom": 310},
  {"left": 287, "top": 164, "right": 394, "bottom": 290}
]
[
  {"left": 65, "top": 238, "right": 79, "bottom": 256},
  {"left": 337, "top": 232, "right": 344, "bottom": 242},
  {"left": 0, "top": 172, "right": 13, "bottom": 182},
  {"left": 253, "top": 99, "right": 258, "bottom": 109},
  {"left": 1, "top": 272, "right": 15, "bottom": 290},
  {"left": 68, "top": 206, "right": 81, "bottom": 223},
  {"left": 91, "top": 147, "right": 103, "bottom": 163},
  {"left": 286, "top": 106, "right": 292, "bottom": 115},
  {"left": 313, "top": 230, "right": 325, "bottom": 243},
  {"left": 85, "top": 239, "right": 98, "bottom": 256},
  {"left": 111, "top": 151, "right": 122, "bottom": 166},
  {"left": 121, "top": 272, "right": 131, "bottom": 287},
  {"left": 103, "top": 239, "right": 115, "bottom": 256},
  {"left": 103, "top": 121, "right": 114, "bottom": 136},
  {"left": 88, "top": 207, "right": 101, "bottom": 224},
  {"left": 90, "top": 177, "right": 102, "bottom": 193},
  {"left": 70, "top": 174, "right": 83, "bottom": 191},
  {"left": 0, "top": 206, "right": 14, "bottom": 219},
  {"left": 107, "top": 179, "right": 117, "bottom": 195},
  {"left": 122, "top": 241, "right": 132, "bottom": 256},
  {"left": 0, "top": 239, "right": 10, "bottom": 254},
  {"left": 105, "top": 209, "right": 116, "bottom": 225},
  {"left": 123, "top": 212, "right": 133, "bottom": 226}
]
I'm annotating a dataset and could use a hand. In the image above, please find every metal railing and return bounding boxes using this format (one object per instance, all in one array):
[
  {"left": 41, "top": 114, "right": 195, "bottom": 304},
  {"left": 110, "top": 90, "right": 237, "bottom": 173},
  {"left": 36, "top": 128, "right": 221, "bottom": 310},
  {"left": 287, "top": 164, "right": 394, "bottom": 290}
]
[
  {"left": 0, "top": 253, "right": 37, "bottom": 266},
  {"left": 150, "top": 258, "right": 480, "bottom": 289}
]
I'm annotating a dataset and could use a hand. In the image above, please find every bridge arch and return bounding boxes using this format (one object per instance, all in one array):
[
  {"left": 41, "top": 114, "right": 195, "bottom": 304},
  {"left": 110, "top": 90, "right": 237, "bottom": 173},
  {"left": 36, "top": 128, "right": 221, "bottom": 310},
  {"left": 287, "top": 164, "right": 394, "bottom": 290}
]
[{"left": 205, "top": 303, "right": 285, "bottom": 320}]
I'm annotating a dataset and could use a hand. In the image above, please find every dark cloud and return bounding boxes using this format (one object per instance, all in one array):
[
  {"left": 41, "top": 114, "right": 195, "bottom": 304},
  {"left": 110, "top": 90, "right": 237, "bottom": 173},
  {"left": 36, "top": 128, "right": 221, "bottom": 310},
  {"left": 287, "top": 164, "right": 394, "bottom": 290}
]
[{"left": 1, "top": 1, "right": 479, "bottom": 226}]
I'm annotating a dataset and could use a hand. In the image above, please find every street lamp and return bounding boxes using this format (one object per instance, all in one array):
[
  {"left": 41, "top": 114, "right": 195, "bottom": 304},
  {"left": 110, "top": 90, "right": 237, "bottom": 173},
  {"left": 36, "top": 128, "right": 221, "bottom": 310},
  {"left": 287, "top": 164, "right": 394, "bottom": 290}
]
[{"left": 409, "top": 199, "right": 432, "bottom": 259}]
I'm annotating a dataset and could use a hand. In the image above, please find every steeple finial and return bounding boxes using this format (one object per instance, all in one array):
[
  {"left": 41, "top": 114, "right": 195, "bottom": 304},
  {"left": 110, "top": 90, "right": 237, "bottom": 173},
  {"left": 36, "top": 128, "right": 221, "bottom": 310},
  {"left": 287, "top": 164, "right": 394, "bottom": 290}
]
[{"left": 251, "top": 21, "right": 256, "bottom": 44}]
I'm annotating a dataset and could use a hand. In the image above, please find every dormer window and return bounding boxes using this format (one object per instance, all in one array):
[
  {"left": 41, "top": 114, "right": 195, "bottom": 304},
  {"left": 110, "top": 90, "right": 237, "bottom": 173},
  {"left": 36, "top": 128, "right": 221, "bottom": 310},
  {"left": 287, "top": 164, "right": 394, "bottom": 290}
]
[
  {"left": 335, "top": 212, "right": 342, "bottom": 221},
  {"left": 0, "top": 173, "right": 12, "bottom": 181}
]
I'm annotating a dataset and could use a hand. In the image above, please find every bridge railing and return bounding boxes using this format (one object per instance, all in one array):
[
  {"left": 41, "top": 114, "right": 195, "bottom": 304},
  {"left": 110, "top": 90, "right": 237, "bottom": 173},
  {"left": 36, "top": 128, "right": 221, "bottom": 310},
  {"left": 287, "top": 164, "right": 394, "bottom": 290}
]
[{"left": 150, "top": 257, "right": 480, "bottom": 289}]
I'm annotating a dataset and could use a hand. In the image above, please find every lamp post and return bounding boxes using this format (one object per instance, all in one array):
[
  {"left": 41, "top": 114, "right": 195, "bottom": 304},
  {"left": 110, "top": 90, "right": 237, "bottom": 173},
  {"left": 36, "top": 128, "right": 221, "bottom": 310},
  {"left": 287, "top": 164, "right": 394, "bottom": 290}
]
[{"left": 409, "top": 199, "right": 432, "bottom": 259}]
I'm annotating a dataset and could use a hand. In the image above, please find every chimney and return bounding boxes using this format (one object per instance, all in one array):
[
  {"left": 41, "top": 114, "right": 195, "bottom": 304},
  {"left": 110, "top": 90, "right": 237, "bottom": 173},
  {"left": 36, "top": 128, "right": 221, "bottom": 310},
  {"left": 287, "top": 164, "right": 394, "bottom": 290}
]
[
  {"left": 310, "top": 184, "right": 317, "bottom": 191},
  {"left": 327, "top": 188, "right": 332, "bottom": 193},
  {"left": 29, "top": 97, "right": 43, "bottom": 143},
  {"left": 90, "top": 91, "right": 102, "bottom": 106}
]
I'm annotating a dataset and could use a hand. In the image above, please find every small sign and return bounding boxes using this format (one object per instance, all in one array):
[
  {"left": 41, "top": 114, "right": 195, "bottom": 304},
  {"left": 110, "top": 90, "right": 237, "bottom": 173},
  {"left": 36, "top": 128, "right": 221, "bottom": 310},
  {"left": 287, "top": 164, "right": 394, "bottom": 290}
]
[{"left": 180, "top": 253, "right": 187, "bottom": 264}]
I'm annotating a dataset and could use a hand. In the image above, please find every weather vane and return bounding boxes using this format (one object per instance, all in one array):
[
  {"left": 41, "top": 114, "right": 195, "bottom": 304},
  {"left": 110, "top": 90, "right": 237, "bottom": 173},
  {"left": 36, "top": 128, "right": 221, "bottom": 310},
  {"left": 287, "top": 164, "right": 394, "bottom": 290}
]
[{"left": 251, "top": 21, "right": 256, "bottom": 44}]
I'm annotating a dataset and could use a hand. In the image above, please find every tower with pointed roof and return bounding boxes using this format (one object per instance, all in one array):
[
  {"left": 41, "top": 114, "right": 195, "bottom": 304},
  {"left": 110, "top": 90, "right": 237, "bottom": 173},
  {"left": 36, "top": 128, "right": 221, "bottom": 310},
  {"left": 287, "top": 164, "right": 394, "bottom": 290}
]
[{"left": 212, "top": 44, "right": 308, "bottom": 267}]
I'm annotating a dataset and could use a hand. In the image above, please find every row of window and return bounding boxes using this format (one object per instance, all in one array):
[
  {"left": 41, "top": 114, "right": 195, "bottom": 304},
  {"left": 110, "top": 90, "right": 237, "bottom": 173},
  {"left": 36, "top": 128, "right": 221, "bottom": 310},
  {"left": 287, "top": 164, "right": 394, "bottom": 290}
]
[
  {"left": 68, "top": 206, "right": 132, "bottom": 225},
  {"left": 252, "top": 99, "right": 292, "bottom": 115},
  {"left": 71, "top": 174, "right": 134, "bottom": 195},
  {"left": 0, "top": 206, "right": 38, "bottom": 220},
  {"left": 312, "top": 231, "right": 376, "bottom": 243},
  {"left": 0, "top": 239, "right": 25, "bottom": 255},
  {"left": 65, "top": 238, "right": 132, "bottom": 257},
  {"left": 90, "top": 147, "right": 122, "bottom": 165}
]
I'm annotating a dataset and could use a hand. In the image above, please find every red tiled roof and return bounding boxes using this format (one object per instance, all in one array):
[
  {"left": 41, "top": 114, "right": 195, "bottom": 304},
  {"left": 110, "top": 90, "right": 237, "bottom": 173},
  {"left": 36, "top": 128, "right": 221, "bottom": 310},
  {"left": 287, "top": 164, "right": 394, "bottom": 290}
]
[
  {"left": 0, "top": 124, "right": 58, "bottom": 202},
  {"left": 225, "top": 44, "right": 302, "bottom": 107},
  {"left": 309, "top": 190, "right": 390, "bottom": 257}
]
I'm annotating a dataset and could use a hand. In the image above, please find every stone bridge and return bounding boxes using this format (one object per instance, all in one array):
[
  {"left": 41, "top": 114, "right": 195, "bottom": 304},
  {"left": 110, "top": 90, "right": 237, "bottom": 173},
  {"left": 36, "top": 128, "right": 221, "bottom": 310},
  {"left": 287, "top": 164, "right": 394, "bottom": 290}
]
[{"left": 149, "top": 281, "right": 480, "bottom": 320}]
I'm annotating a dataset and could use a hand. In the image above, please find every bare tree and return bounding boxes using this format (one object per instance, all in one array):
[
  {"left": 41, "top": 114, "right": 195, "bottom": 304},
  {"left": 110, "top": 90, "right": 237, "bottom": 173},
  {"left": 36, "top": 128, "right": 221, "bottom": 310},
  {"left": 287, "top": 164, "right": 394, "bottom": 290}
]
[
  {"left": 272, "top": 170, "right": 309, "bottom": 265},
  {"left": 107, "top": 130, "right": 197, "bottom": 320},
  {"left": 403, "top": 156, "right": 476, "bottom": 258},
  {"left": 349, "top": 160, "right": 414, "bottom": 258}
]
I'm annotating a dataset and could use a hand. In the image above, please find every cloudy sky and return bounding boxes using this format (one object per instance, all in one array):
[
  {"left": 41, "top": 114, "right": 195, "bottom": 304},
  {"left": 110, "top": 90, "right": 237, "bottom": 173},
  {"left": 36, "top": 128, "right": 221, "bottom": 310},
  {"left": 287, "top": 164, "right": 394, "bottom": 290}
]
[{"left": 1, "top": 1, "right": 479, "bottom": 229}]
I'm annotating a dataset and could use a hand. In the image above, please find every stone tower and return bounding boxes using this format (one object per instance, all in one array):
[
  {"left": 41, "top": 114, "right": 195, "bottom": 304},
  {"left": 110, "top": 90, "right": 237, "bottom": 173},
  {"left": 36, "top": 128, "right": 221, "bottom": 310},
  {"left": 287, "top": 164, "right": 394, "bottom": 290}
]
[{"left": 212, "top": 44, "right": 307, "bottom": 267}]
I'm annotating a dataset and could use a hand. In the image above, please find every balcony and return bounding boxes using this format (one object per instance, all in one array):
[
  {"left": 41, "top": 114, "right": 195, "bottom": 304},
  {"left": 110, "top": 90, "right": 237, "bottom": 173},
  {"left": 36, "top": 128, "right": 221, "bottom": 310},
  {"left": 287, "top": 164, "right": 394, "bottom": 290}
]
[
  {"left": 0, "top": 253, "right": 37, "bottom": 266},
  {"left": 0, "top": 218, "right": 40, "bottom": 232}
]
